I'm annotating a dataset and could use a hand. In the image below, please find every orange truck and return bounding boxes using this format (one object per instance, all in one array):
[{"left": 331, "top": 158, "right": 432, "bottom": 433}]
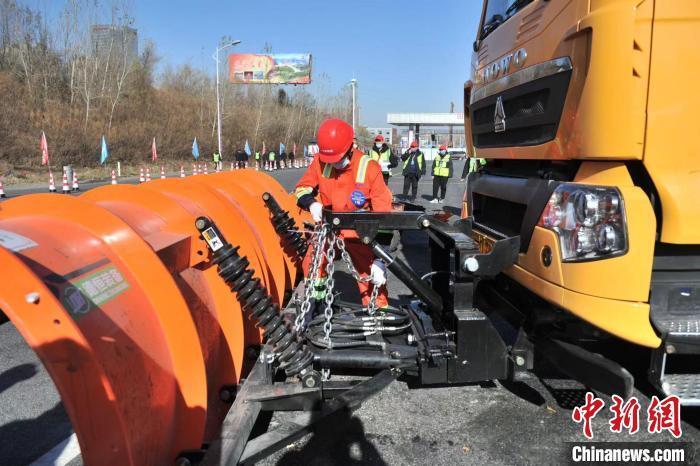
[{"left": 463, "top": 0, "right": 700, "bottom": 404}]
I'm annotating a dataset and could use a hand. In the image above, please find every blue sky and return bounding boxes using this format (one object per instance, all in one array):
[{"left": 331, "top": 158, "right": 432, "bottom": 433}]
[{"left": 28, "top": 0, "right": 483, "bottom": 127}]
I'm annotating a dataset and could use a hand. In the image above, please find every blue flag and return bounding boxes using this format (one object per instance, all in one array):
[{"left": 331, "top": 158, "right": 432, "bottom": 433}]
[
  {"left": 100, "top": 136, "right": 109, "bottom": 164},
  {"left": 304, "top": 145, "right": 308, "bottom": 157},
  {"left": 279, "top": 142, "right": 286, "bottom": 154},
  {"left": 192, "top": 138, "right": 200, "bottom": 160},
  {"left": 244, "top": 140, "right": 251, "bottom": 157}
]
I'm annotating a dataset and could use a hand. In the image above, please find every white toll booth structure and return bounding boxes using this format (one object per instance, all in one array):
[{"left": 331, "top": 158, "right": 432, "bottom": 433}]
[{"left": 387, "top": 112, "right": 465, "bottom": 160}]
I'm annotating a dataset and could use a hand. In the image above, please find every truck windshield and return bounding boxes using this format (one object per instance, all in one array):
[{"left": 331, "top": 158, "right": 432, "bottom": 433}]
[{"left": 481, "top": 0, "right": 535, "bottom": 40}]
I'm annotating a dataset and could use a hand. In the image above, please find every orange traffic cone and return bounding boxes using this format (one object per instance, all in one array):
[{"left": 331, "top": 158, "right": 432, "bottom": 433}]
[
  {"left": 180, "top": 166, "right": 185, "bottom": 178},
  {"left": 139, "top": 167, "right": 145, "bottom": 183},
  {"left": 192, "top": 163, "right": 197, "bottom": 176},
  {"left": 160, "top": 166, "right": 166, "bottom": 179},
  {"left": 203, "top": 164, "right": 209, "bottom": 175},
  {"left": 0, "top": 178, "right": 5, "bottom": 198},
  {"left": 111, "top": 169, "right": 118, "bottom": 185},
  {"left": 62, "top": 171, "right": 70, "bottom": 194},
  {"left": 231, "top": 162, "right": 235, "bottom": 171},
  {"left": 145, "top": 167, "right": 151, "bottom": 182},
  {"left": 72, "top": 171, "right": 80, "bottom": 191},
  {"left": 49, "top": 172, "right": 56, "bottom": 193}
]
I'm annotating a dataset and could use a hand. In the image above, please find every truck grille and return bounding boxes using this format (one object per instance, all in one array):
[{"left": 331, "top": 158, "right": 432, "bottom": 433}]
[{"left": 470, "top": 67, "right": 571, "bottom": 148}]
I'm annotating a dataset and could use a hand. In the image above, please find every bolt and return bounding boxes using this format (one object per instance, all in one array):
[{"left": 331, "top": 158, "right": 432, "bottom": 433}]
[
  {"left": 262, "top": 192, "right": 270, "bottom": 201},
  {"left": 304, "top": 376, "right": 316, "bottom": 388},
  {"left": 515, "top": 355, "right": 526, "bottom": 367},
  {"left": 666, "top": 344, "right": 676, "bottom": 354},
  {"left": 332, "top": 217, "right": 340, "bottom": 226},
  {"left": 25, "top": 292, "right": 40, "bottom": 304},
  {"left": 390, "top": 351, "right": 401, "bottom": 359},
  {"left": 219, "top": 386, "right": 236, "bottom": 402},
  {"left": 195, "top": 218, "right": 208, "bottom": 230},
  {"left": 421, "top": 218, "right": 431, "bottom": 228},
  {"left": 362, "top": 236, "right": 371, "bottom": 244},
  {"left": 174, "top": 457, "right": 192, "bottom": 466},
  {"left": 407, "top": 334, "right": 415, "bottom": 345},
  {"left": 461, "top": 360, "right": 468, "bottom": 365},
  {"left": 463, "top": 257, "right": 479, "bottom": 273}
]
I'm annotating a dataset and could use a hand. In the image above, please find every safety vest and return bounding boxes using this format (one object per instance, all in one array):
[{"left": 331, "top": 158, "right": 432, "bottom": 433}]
[
  {"left": 255, "top": 151, "right": 260, "bottom": 160},
  {"left": 369, "top": 146, "right": 391, "bottom": 163},
  {"left": 213, "top": 152, "right": 221, "bottom": 162},
  {"left": 268, "top": 151, "right": 276, "bottom": 161},
  {"left": 468, "top": 157, "right": 486, "bottom": 173},
  {"left": 433, "top": 153, "right": 450, "bottom": 177},
  {"left": 403, "top": 151, "right": 424, "bottom": 174}
]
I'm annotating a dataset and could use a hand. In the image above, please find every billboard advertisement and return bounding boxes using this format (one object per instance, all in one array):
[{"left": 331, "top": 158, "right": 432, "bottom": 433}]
[{"left": 229, "top": 53, "right": 312, "bottom": 84}]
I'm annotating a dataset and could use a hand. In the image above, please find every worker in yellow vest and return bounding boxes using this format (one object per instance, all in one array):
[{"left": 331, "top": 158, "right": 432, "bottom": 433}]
[
  {"left": 430, "top": 145, "right": 453, "bottom": 203},
  {"left": 369, "top": 135, "right": 393, "bottom": 184}
]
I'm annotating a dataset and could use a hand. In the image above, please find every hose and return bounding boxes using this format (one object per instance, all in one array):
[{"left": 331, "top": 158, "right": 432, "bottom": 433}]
[
  {"left": 195, "top": 216, "right": 320, "bottom": 387},
  {"left": 262, "top": 192, "right": 308, "bottom": 259}
]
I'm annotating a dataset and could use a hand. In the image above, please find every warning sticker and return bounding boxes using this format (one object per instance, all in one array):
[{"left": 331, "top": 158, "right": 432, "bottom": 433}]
[
  {"left": 0, "top": 230, "right": 38, "bottom": 253},
  {"left": 61, "top": 265, "right": 130, "bottom": 317},
  {"left": 202, "top": 227, "right": 224, "bottom": 251}
]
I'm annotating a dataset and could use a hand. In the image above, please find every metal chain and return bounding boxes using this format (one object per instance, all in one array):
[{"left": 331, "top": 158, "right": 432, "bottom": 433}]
[
  {"left": 367, "top": 283, "right": 381, "bottom": 316},
  {"left": 335, "top": 235, "right": 371, "bottom": 283},
  {"left": 294, "top": 224, "right": 328, "bottom": 332},
  {"left": 322, "top": 230, "right": 337, "bottom": 345}
]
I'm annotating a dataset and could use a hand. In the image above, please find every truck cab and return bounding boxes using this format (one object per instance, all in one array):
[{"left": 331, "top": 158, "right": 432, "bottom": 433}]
[{"left": 464, "top": 0, "right": 700, "bottom": 404}]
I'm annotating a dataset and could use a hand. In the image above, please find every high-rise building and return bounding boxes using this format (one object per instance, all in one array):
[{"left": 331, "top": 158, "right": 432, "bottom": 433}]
[{"left": 91, "top": 25, "right": 138, "bottom": 64}]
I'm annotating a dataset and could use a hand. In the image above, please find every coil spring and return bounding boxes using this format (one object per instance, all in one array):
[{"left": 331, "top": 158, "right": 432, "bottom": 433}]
[
  {"left": 195, "top": 217, "right": 317, "bottom": 384},
  {"left": 262, "top": 192, "right": 308, "bottom": 258}
]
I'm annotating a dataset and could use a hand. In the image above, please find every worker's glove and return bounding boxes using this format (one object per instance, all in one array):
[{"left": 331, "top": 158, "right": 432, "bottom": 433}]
[
  {"left": 309, "top": 202, "right": 324, "bottom": 223},
  {"left": 370, "top": 260, "right": 387, "bottom": 287}
]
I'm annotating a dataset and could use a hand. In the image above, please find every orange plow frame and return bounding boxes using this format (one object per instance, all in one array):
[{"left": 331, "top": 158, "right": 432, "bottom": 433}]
[{"left": 0, "top": 172, "right": 308, "bottom": 465}]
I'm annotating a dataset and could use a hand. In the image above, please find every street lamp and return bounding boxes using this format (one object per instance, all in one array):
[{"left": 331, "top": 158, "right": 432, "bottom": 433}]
[
  {"left": 348, "top": 78, "right": 358, "bottom": 131},
  {"left": 213, "top": 39, "right": 242, "bottom": 158}
]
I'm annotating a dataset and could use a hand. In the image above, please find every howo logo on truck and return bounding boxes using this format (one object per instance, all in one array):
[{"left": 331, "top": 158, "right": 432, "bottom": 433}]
[{"left": 476, "top": 48, "right": 527, "bottom": 84}]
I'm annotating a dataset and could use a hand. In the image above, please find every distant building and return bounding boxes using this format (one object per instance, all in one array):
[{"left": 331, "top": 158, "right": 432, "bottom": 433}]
[
  {"left": 91, "top": 25, "right": 138, "bottom": 63},
  {"left": 366, "top": 127, "right": 398, "bottom": 145}
]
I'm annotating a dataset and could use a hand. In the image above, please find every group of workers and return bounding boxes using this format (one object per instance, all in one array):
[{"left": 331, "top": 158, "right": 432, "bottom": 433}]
[
  {"left": 293, "top": 118, "right": 486, "bottom": 321},
  {"left": 211, "top": 148, "right": 303, "bottom": 170}
]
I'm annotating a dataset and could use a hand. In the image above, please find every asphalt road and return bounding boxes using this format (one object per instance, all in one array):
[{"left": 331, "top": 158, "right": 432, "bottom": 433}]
[{"left": 1, "top": 161, "right": 699, "bottom": 465}]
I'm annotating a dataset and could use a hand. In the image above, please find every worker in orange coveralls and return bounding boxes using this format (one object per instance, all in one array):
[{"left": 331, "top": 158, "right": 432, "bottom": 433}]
[{"left": 295, "top": 118, "right": 392, "bottom": 312}]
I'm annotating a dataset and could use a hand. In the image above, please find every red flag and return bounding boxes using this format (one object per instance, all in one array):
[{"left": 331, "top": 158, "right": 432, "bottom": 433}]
[
  {"left": 40, "top": 131, "right": 49, "bottom": 166},
  {"left": 293, "top": 142, "right": 297, "bottom": 154},
  {"left": 151, "top": 137, "right": 158, "bottom": 162},
  {"left": 262, "top": 141, "right": 266, "bottom": 154}
]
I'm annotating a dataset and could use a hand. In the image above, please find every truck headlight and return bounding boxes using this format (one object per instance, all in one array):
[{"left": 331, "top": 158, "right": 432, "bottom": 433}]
[{"left": 538, "top": 184, "right": 627, "bottom": 262}]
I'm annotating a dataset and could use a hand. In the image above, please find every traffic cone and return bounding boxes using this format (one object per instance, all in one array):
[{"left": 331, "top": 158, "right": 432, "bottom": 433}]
[
  {"left": 111, "top": 170, "right": 117, "bottom": 185},
  {"left": 255, "top": 161, "right": 259, "bottom": 171},
  {"left": 61, "top": 171, "right": 70, "bottom": 194},
  {"left": 203, "top": 164, "right": 209, "bottom": 175},
  {"left": 49, "top": 172, "right": 56, "bottom": 193},
  {"left": 72, "top": 171, "right": 80, "bottom": 191},
  {"left": 145, "top": 167, "right": 151, "bottom": 182},
  {"left": 230, "top": 162, "right": 235, "bottom": 171},
  {"left": 264, "top": 161, "right": 269, "bottom": 171},
  {"left": 180, "top": 166, "right": 185, "bottom": 178},
  {"left": 0, "top": 178, "right": 5, "bottom": 198},
  {"left": 139, "top": 167, "right": 145, "bottom": 183},
  {"left": 192, "top": 163, "right": 197, "bottom": 176},
  {"left": 160, "top": 166, "right": 166, "bottom": 179}
]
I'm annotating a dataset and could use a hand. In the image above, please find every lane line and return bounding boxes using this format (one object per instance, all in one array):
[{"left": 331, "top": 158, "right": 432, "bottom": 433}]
[{"left": 31, "top": 433, "right": 80, "bottom": 466}]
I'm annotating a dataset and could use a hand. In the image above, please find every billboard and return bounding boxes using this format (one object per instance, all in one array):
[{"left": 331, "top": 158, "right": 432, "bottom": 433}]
[{"left": 229, "top": 53, "right": 312, "bottom": 84}]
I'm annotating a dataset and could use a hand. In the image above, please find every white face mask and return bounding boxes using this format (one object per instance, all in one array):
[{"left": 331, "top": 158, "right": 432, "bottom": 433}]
[
  {"left": 375, "top": 142, "right": 382, "bottom": 149},
  {"left": 333, "top": 157, "right": 351, "bottom": 170},
  {"left": 439, "top": 150, "right": 447, "bottom": 156}
]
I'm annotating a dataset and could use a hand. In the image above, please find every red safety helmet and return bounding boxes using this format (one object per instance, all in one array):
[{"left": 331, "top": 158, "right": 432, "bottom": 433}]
[
  {"left": 410, "top": 140, "right": 419, "bottom": 148},
  {"left": 439, "top": 145, "right": 448, "bottom": 151},
  {"left": 317, "top": 118, "right": 354, "bottom": 163},
  {"left": 374, "top": 135, "right": 385, "bottom": 143}
]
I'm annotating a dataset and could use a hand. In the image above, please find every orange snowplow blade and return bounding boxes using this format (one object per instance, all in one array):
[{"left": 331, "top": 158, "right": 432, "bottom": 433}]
[{"left": 0, "top": 172, "right": 304, "bottom": 465}]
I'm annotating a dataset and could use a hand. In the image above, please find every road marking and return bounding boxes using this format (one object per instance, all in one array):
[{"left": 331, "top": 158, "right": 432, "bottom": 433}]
[{"left": 31, "top": 433, "right": 81, "bottom": 466}]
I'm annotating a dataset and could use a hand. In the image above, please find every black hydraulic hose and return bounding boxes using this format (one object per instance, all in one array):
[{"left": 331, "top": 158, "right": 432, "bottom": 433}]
[
  {"left": 262, "top": 192, "right": 308, "bottom": 259},
  {"left": 195, "top": 216, "right": 320, "bottom": 387},
  {"left": 371, "top": 242, "right": 444, "bottom": 314}
]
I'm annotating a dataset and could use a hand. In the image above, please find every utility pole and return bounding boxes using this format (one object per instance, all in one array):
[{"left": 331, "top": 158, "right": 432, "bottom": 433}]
[
  {"left": 213, "top": 38, "right": 242, "bottom": 158},
  {"left": 350, "top": 78, "right": 358, "bottom": 131},
  {"left": 449, "top": 101, "right": 455, "bottom": 147}
]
